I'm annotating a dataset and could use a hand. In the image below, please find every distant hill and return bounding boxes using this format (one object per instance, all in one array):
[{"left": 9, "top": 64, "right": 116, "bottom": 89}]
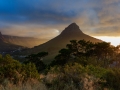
[
  {"left": 0, "top": 32, "right": 47, "bottom": 48},
  {"left": 3, "top": 35, "right": 46, "bottom": 48},
  {"left": 24, "top": 23, "right": 103, "bottom": 64},
  {"left": 0, "top": 32, "right": 23, "bottom": 53}
]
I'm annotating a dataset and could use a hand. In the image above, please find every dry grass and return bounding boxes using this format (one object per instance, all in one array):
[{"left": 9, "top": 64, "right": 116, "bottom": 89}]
[
  {"left": 0, "top": 74, "right": 109, "bottom": 90},
  {"left": 0, "top": 79, "right": 47, "bottom": 90},
  {"left": 42, "top": 72, "right": 103, "bottom": 90}
]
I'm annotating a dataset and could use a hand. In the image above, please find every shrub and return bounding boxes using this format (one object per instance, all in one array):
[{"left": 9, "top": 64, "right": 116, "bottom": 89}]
[
  {"left": 0, "top": 54, "right": 39, "bottom": 84},
  {"left": 44, "top": 63, "right": 103, "bottom": 90},
  {"left": 102, "top": 69, "right": 120, "bottom": 90}
]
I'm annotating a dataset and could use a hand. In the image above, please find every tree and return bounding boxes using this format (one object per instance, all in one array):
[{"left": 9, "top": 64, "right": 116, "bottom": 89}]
[
  {"left": 51, "top": 40, "right": 95, "bottom": 66},
  {"left": 25, "top": 52, "right": 48, "bottom": 72},
  {"left": 94, "top": 42, "right": 114, "bottom": 67},
  {"left": 53, "top": 49, "right": 71, "bottom": 65},
  {"left": 0, "top": 54, "right": 39, "bottom": 84},
  {"left": 52, "top": 40, "right": 118, "bottom": 67}
]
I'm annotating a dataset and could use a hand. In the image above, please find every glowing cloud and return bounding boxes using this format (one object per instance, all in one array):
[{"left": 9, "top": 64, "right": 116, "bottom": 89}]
[{"left": 0, "top": 0, "right": 120, "bottom": 45}]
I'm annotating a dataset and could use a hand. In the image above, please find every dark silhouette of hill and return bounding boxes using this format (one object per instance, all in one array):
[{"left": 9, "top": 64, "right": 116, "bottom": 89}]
[{"left": 25, "top": 23, "right": 102, "bottom": 63}]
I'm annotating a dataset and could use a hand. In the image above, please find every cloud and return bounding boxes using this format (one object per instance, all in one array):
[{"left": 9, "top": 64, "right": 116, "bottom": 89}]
[
  {"left": 0, "top": 24, "right": 60, "bottom": 39},
  {"left": 0, "top": 0, "right": 120, "bottom": 39}
]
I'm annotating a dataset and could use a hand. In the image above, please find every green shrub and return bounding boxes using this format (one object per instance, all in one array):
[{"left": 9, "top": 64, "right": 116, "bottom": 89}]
[
  {"left": 0, "top": 54, "right": 39, "bottom": 84},
  {"left": 102, "top": 69, "right": 120, "bottom": 90},
  {"left": 45, "top": 63, "right": 103, "bottom": 90}
]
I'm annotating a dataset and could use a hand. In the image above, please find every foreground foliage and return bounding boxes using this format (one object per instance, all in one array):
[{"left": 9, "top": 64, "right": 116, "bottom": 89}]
[
  {"left": 25, "top": 52, "right": 48, "bottom": 72},
  {"left": 43, "top": 63, "right": 120, "bottom": 90},
  {"left": 1, "top": 40, "right": 120, "bottom": 90},
  {"left": 0, "top": 54, "right": 39, "bottom": 84}
]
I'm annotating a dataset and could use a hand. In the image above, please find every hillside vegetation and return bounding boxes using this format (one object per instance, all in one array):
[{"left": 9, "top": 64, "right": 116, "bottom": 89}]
[{"left": 1, "top": 40, "right": 120, "bottom": 90}]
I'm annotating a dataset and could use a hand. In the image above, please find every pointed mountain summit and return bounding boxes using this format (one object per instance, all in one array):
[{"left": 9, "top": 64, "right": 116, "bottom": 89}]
[
  {"left": 25, "top": 23, "right": 102, "bottom": 64},
  {"left": 52, "top": 23, "right": 102, "bottom": 43},
  {"left": 61, "top": 23, "right": 83, "bottom": 35}
]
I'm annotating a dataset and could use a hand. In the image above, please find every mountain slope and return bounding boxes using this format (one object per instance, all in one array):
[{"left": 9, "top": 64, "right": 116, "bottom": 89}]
[
  {"left": 25, "top": 23, "right": 102, "bottom": 63},
  {"left": 3, "top": 35, "right": 46, "bottom": 48},
  {"left": 0, "top": 32, "right": 23, "bottom": 52}
]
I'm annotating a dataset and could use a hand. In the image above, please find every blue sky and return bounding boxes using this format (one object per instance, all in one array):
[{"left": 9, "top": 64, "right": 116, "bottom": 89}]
[{"left": 0, "top": 0, "right": 120, "bottom": 41}]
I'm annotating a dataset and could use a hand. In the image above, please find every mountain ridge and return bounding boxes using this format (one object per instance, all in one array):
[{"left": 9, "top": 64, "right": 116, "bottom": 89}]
[
  {"left": 0, "top": 32, "right": 23, "bottom": 53},
  {"left": 0, "top": 32, "right": 47, "bottom": 48}
]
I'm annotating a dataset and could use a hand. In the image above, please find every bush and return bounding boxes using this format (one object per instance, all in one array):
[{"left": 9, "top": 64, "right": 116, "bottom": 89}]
[
  {"left": 0, "top": 54, "right": 39, "bottom": 84},
  {"left": 102, "top": 69, "right": 120, "bottom": 90},
  {"left": 0, "top": 79, "right": 47, "bottom": 90},
  {"left": 44, "top": 63, "right": 103, "bottom": 90}
]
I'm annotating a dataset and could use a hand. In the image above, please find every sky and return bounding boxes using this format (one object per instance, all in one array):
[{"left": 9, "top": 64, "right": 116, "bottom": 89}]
[{"left": 0, "top": 0, "right": 120, "bottom": 46}]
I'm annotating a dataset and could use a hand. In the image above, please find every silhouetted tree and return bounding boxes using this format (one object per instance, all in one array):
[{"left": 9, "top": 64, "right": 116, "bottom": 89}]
[
  {"left": 25, "top": 52, "right": 48, "bottom": 72},
  {"left": 94, "top": 42, "right": 114, "bottom": 67},
  {"left": 51, "top": 40, "right": 119, "bottom": 67},
  {"left": 52, "top": 40, "right": 95, "bottom": 66}
]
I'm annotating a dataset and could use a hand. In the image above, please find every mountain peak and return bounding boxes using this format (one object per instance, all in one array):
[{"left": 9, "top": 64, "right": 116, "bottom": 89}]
[
  {"left": 69, "top": 22, "right": 77, "bottom": 26},
  {"left": 66, "top": 22, "right": 80, "bottom": 29},
  {"left": 60, "top": 23, "right": 83, "bottom": 35}
]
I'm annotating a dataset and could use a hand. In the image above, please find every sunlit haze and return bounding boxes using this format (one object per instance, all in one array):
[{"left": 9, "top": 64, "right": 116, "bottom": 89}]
[{"left": 94, "top": 36, "right": 120, "bottom": 46}]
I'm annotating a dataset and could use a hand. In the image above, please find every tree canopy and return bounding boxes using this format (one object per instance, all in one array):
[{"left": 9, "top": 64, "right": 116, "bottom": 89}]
[
  {"left": 50, "top": 40, "right": 120, "bottom": 67},
  {"left": 25, "top": 52, "right": 48, "bottom": 72}
]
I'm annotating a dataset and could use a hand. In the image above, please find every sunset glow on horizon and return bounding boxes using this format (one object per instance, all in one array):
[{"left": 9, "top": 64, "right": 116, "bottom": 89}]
[{"left": 94, "top": 36, "right": 120, "bottom": 46}]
